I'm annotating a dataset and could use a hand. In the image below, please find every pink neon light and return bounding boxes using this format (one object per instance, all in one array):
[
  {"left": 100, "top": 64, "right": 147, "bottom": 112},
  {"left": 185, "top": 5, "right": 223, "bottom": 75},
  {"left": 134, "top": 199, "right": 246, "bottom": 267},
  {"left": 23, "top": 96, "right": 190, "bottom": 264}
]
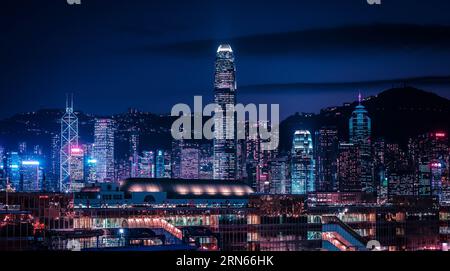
[{"left": 71, "top": 147, "right": 83, "bottom": 154}]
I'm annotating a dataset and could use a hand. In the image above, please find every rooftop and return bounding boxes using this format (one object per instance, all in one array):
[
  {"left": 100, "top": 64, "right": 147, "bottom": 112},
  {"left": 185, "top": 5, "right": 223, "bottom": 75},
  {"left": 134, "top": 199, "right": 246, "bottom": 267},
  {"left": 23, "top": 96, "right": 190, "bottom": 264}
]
[
  {"left": 217, "top": 44, "right": 233, "bottom": 53},
  {"left": 120, "top": 178, "right": 254, "bottom": 199}
]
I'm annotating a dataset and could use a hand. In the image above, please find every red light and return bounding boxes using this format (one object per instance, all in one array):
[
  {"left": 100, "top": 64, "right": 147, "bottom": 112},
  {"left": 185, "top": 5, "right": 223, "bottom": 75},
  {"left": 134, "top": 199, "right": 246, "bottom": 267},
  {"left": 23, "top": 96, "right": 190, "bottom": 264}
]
[{"left": 436, "top": 133, "right": 446, "bottom": 138}]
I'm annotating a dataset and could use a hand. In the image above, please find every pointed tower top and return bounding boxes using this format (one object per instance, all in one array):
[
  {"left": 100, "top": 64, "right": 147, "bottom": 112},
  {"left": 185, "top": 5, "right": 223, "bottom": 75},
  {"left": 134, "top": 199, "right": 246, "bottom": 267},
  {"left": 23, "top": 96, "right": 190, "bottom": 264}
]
[
  {"left": 358, "top": 92, "right": 362, "bottom": 104},
  {"left": 65, "top": 93, "right": 74, "bottom": 113}
]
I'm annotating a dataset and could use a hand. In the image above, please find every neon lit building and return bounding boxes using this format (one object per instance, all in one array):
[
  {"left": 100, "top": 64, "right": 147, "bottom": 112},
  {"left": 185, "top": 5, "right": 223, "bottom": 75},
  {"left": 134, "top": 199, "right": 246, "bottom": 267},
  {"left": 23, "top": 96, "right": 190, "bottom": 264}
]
[
  {"left": 213, "top": 44, "right": 237, "bottom": 180},
  {"left": 315, "top": 126, "right": 339, "bottom": 192},
  {"left": 409, "top": 132, "right": 449, "bottom": 202},
  {"left": 86, "top": 158, "right": 97, "bottom": 183},
  {"left": 20, "top": 160, "right": 41, "bottom": 192},
  {"left": 94, "top": 119, "right": 115, "bottom": 182},
  {"left": 138, "top": 151, "right": 155, "bottom": 178},
  {"left": 49, "top": 134, "right": 60, "bottom": 192},
  {"left": 349, "top": 94, "right": 373, "bottom": 193},
  {"left": 6, "top": 151, "right": 21, "bottom": 191},
  {"left": 269, "top": 156, "right": 290, "bottom": 194},
  {"left": 155, "top": 150, "right": 165, "bottom": 178},
  {"left": 69, "top": 147, "right": 84, "bottom": 182},
  {"left": 337, "top": 143, "right": 360, "bottom": 192},
  {"left": 199, "top": 144, "right": 213, "bottom": 180},
  {"left": 60, "top": 94, "right": 79, "bottom": 192},
  {"left": 130, "top": 131, "right": 139, "bottom": 178},
  {"left": 154, "top": 150, "right": 172, "bottom": 179},
  {"left": 291, "top": 130, "right": 315, "bottom": 194},
  {"left": 180, "top": 145, "right": 199, "bottom": 179}
]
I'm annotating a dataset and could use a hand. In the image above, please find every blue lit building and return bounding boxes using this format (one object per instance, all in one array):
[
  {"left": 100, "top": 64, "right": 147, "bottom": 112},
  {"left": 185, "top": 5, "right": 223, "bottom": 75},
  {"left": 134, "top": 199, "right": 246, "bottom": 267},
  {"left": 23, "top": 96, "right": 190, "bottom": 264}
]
[
  {"left": 315, "top": 126, "right": 339, "bottom": 192},
  {"left": 6, "top": 152, "right": 21, "bottom": 191},
  {"left": 94, "top": 118, "right": 115, "bottom": 182},
  {"left": 349, "top": 95, "right": 373, "bottom": 193},
  {"left": 20, "top": 160, "right": 42, "bottom": 192},
  {"left": 291, "top": 130, "right": 315, "bottom": 194},
  {"left": 213, "top": 44, "right": 237, "bottom": 180},
  {"left": 155, "top": 150, "right": 165, "bottom": 178}
]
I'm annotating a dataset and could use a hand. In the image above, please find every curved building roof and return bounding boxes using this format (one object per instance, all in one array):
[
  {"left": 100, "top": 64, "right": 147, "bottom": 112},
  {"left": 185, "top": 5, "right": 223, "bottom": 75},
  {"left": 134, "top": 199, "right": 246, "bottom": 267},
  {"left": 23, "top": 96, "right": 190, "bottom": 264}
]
[
  {"left": 120, "top": 178, "right": 254, "bottom": 199},
  {"left": 217, "top": 44, "right": 233, "bottom": 53}
]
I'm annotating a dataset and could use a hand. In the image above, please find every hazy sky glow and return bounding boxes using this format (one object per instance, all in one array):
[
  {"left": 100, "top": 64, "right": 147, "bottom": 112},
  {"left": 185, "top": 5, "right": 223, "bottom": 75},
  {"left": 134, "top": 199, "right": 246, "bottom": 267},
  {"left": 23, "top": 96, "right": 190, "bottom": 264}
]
[{"left": 1, "top": 0, "right": 450, "bottom": 119}]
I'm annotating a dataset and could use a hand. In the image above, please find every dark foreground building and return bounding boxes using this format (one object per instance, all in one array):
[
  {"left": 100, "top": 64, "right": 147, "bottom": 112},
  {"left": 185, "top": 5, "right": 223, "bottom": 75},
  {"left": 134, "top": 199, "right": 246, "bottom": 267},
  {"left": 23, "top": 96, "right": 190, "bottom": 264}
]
[{"left": 1, "top": 178, "right": 449, "bottom": 251}]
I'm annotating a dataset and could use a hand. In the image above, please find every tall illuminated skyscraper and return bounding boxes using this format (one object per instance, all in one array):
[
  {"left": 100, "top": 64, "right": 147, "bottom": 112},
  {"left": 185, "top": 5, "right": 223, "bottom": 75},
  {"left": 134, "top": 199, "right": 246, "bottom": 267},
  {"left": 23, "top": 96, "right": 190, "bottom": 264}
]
[
  {"left": 130, "top": 131, "right": 139, "bottom": 178},
  {"left": 69, "top": 146, "right": 84, "bottom": 182},
  {"left": 337, "top": 142, "right": 360, "bottom": 192},
  {"left": 349, "top": 94, "right": 373, "bottom": 193},
  {"left": 20, "top": 160, "right": 41, "bottom": 192},
  {"left": 138, "top": 151, "right": 155, "bottom": 178},
  {"left": 85, "top": 143, "right": 98, "bottom": 183},
  {"left": 315, "top": 126, "right": 339, "bottom": 192},
  {"left": 6, "top": 152, "right": 21, "bottom": 191},
  {"left": 60, "top": 94, "right": 79, "bottom": 192},
  {"left": 49, "top": 134, "right": 60, "bottom": 191},
  {"left": 94, "top": 119, "right": 115, "bottom": 182},
  {"left": 213, "top": 44, "right": 237, "bottom": 180},
  {"left": 155, "top": 150, "right": 171, "bottom": 178},
  {"left": 155, "top": 150, "right": 164, "bottom": 178},
  {"left": 270, "top": 156, "right": 290, "bottom": 194},
  {"left": 291, "top": 130, "right": 315, "bottom": 194}
]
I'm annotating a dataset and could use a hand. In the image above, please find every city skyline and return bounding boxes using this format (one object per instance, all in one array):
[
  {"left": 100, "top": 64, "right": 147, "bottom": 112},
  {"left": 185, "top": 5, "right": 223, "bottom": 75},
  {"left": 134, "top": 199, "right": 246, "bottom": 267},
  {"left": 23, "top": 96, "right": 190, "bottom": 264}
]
[{"left": 1, "top": 0, "right": 450, "bottom": 253}]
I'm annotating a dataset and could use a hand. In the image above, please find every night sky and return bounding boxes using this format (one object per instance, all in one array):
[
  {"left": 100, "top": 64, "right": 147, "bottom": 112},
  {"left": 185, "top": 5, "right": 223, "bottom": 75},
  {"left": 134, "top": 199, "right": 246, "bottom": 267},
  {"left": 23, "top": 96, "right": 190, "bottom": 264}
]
[{"left": 1, "top": 0, "right": 450, "bottom": 119}]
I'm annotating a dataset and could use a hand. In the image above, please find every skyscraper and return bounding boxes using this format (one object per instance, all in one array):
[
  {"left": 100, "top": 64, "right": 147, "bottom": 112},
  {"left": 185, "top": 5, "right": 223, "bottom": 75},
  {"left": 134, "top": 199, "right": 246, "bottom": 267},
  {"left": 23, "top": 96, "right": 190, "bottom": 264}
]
[
  {"left": 154, "top": 150, "right": 171, "bottom": 178},
  {"left": 6, "top": 152, "right": 21, "bottom": 191},
  {"left": 213, "top": 44, "right": 237, "bottom": 180},
  {"left": 337, "top": 142, "right": 360, "bottom": 192},
  {"left": 409, "top": 132, "right": 449, "bottom": 201},
  {"left": 155, "top": 150, "right": 165, "bottom": 178},
  {"left": 180, "top": 144, "right": 199, "bottom": 179},
  {"left": 349, "top": 94, "right": 373, "bottom": 193},
  {"left": 138, "top": 151, "right": 155, "bottom": 178},
  {"left": 291, "top": 130, "right": 315, "bottom": 194},
  {"left": 315, "top": 126, "right": 339, "bottom": 192},
  {"left": 60, "top": 94, "right": 79, "bottom": 192},
  {"left": 199, "top": 144, "right": 213, "bottom": 179},
  {"left": 69, "top": 146, "right": 84, "bottom": 183},
  {"left": 129, "top": 131, "right": 139, "bottom": 178},
  {"left": 94, "top": 119, "right": 115, "bottom": 182},
  {"left": 270, "top": 156, "right": 290, "bottom": 194},
  {"left": 20, "top": 160, "right": 41, "bottom": 192},
  {"left": 49, "top": 134, "right": 60, "bottom": 191}
]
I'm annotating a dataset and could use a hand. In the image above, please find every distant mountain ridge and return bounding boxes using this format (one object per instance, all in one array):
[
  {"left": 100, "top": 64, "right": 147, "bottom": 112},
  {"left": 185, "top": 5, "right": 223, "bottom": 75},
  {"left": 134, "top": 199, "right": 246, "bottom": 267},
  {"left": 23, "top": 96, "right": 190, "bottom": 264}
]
[
  {"left": 0, "top": 87, "right": 448, "bottom": 155},
  {"left": 278, "top": 86, "right": 450, "bottom": 151}
]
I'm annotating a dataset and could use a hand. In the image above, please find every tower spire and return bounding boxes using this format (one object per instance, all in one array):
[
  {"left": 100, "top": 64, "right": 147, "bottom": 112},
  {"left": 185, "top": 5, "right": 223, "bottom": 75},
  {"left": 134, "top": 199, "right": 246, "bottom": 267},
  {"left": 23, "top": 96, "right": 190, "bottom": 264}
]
[
  {"left": 358, "top": 92, "right": 362, "bottom": 104},
  {"left": 60, "top": 93, "right": 79, "bottom": 192}
]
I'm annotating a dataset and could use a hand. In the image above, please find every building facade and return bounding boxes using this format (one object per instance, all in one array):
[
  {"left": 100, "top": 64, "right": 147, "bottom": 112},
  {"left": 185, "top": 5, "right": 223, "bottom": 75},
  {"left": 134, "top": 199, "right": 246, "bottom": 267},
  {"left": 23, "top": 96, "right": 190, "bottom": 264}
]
[
  {"left": 291, "top": 130, "right": 315, "bottom": 194},
  {"left": 213, "top": 44, "right": 237, "bottom": 180}
]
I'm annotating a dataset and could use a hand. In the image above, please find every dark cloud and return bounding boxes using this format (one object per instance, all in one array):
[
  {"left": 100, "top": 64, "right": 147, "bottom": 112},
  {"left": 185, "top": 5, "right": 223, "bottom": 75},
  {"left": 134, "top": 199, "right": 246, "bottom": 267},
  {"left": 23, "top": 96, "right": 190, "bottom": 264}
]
[
  {"left": 239, "top": 75, "right": 450, "bottom": 93},
  {"left": 147, "top": 24, "right": 450, "bottom": 57}
]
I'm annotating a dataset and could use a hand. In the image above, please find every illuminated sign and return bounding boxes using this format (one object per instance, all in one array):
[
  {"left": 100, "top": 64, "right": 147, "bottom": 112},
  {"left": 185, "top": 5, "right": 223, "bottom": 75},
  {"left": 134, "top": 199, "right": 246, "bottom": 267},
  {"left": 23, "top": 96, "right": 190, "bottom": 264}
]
[
  {"left": 431, "top": 162, "right": 442, "bottom": 168},
  {"left": 22, "top": 161, "right": 40, "bottom": 166},
  {"left": 436, "top": 132, "right": 446, "bottom": 138},
  {"left": 71, "top": 147, "right": 83, "bottom": 153},
  {"left": 87, "top": 159, "right": 97, "bottom": 164}
]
